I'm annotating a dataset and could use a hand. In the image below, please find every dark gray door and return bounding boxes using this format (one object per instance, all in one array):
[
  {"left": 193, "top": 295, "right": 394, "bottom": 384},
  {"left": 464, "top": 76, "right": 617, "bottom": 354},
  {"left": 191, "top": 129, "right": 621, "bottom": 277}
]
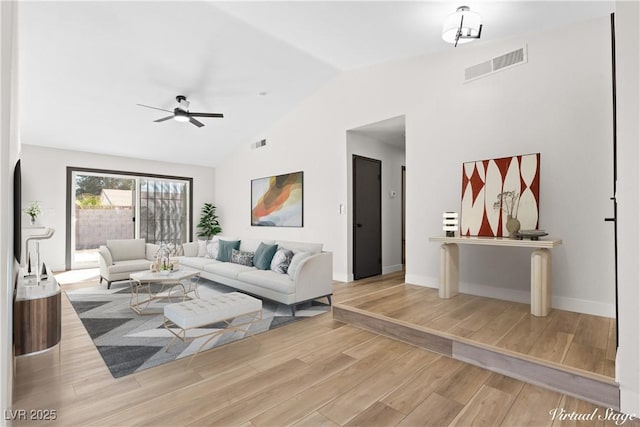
[{"left": 353, "top": 155, "right": 382, "bottom": 280}]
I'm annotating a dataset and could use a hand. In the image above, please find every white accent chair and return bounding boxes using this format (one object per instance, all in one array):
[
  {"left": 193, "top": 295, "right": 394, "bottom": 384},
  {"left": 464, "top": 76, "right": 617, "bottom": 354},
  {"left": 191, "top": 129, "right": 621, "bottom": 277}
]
[{"left": 98, "top": 239, "right": 159, "bottom": 289}]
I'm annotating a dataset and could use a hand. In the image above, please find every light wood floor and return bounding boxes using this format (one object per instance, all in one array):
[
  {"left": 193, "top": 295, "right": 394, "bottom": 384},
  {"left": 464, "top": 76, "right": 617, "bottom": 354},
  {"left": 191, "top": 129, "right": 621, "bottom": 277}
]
[
  {"left": 334, "top": 272, "right": 617, "bottom": 379},
  {"left": 12, "top": 272, "right": 631, "bottom": 427}
]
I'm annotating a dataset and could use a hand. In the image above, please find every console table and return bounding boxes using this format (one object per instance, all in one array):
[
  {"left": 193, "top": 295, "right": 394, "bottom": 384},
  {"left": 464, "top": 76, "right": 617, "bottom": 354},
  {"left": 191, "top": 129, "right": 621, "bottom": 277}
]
[{"left": 429, "top": 236, "right": 563, "bottom": 317}]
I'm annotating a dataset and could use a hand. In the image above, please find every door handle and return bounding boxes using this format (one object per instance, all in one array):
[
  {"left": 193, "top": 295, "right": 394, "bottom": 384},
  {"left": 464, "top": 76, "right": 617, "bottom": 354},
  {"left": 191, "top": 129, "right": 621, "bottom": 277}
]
[
  {"left": 605, "top": 196, "right": 617, "bottom": 222},
  {"left": 356, "top": 223, "right": 363, "bottom": 228}
]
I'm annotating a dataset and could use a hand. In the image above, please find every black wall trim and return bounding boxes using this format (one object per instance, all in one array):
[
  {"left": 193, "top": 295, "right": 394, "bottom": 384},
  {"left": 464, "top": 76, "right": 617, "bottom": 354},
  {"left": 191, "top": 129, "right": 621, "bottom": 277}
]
[
  {"left": 65, "top": 166, "right": 194, "bottom": 270},
  {"left": 610, "top": 13, "right": 619, "bottom": 346}
]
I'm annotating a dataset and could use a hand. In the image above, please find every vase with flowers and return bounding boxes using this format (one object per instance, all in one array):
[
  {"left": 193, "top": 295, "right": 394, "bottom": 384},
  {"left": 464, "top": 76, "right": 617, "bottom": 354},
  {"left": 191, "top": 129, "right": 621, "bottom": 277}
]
[
  {"left": 493, "top": 190, "right": 521, "bottom": 238},
  {"left": 24, "top": 201, "right": 42, "bottom": 226}
]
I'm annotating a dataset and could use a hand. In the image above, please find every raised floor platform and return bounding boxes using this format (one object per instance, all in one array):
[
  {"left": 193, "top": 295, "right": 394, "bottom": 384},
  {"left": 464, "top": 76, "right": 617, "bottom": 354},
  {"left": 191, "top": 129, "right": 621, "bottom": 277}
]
[{"left": 333, "top": 278, "right": 619, "bottom": 409}]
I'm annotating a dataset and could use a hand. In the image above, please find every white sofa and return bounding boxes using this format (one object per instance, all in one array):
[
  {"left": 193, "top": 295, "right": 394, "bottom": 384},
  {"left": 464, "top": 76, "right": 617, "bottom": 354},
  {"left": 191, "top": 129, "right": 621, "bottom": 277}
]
[
  {"left": 99, "top": 239, "right": 159, "bottom": 289},
  {"left": 179, "top": 238, "right": 333, "bottom": 316}
]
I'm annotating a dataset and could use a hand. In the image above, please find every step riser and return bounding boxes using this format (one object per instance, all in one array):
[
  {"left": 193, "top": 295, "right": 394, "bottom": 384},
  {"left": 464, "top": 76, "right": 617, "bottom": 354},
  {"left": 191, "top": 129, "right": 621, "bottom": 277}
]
[{"left": 333, "top": 305, "right": 620, "bottom": 410}]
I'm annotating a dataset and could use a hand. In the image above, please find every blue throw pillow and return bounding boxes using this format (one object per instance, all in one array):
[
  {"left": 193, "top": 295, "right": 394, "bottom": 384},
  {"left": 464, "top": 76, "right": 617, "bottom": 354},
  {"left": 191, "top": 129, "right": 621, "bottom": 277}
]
[
  {"left": 253, "top": 242, "right": 278, "bottom": 270},
  {"left": 216, "top": 240, "right": 241, "bottom": 262}
]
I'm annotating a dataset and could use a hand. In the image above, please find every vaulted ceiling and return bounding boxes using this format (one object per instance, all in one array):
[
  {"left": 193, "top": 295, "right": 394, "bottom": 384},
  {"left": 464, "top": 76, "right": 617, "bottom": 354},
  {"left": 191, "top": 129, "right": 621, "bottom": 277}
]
[{"left": 18, "top": 1, "right": 614, "bottom": 167}]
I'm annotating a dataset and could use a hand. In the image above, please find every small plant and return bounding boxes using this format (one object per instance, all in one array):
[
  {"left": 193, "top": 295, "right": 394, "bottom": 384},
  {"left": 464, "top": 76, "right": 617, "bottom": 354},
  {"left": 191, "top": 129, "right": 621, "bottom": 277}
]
[
  {"left": 197, "top": 203, "right": 222, "bottom": 240},
  {"left": 493, "top": 190, "right": 520, "bottom": 218},
  {"left": 159, "top": 257, "right": 172, "bottom": 271},
  {"left": 24, "top": 201, "right": 42, "bottom": 222}
]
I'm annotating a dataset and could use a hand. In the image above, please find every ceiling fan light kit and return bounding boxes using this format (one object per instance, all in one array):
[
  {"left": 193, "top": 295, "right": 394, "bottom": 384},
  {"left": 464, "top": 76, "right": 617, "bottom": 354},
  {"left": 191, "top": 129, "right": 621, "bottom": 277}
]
[
  {"left": 442, "top": 6, "right": 483, "bottom": 47},
  {"left": 173, "top": 110, "right": 190, "bottom": 122},
  {"left": 136, "top": 95, "right": 223, "bottom": 128}
]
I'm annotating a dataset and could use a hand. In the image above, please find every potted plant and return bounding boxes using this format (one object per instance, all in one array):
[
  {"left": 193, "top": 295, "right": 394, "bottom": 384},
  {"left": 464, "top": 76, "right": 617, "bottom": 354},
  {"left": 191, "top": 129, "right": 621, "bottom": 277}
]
[
  {"left": 24, "top": 201, "right": 42, "bottom": 225},
  {"left": 197, "top": 203, "right": 222, "bottom": 240}
]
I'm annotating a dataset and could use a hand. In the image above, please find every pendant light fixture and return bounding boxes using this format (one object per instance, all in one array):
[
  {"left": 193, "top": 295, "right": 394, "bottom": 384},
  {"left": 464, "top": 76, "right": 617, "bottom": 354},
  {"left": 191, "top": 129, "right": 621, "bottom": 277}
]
[{"left": 442, "top": 6, "right": 483, "bottom": 47}]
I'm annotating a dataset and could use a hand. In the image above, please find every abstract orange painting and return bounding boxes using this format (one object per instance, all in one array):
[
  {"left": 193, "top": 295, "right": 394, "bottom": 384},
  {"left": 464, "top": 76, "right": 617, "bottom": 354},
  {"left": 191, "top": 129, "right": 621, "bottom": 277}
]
[{"left": 251, "top": 171, "right": 303, "bottom": 227}]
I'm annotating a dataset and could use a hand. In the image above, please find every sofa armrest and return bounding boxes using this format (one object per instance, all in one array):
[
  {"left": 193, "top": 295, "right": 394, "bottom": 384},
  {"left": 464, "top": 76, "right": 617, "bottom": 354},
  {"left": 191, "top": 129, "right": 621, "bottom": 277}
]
[
  {"left": 292, "top": 251, "right": 333, "bottom": 303},
  {"left": 182, "top": 241, "right": 199, "bottom": 257},
  {"left": 146, "top": 243, "right": 160, "bottom": 261},
  {"left": 98, "top": 245, "right": 112, "bottom": 278}
]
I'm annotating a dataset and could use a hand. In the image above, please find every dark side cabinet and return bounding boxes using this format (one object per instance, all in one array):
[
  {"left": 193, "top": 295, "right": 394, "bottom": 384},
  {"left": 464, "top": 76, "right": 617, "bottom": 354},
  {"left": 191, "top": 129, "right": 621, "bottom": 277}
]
[{"left": 14, "top": 274, "right": 61, "bottom": 356}]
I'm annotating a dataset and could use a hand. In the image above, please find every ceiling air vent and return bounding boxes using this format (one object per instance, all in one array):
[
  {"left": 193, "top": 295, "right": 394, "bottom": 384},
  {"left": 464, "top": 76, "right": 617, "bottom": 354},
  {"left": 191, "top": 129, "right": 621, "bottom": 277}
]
[
  {"left": 250, "top": 139, "right": 267, "bottom": 149},
  {"left": 464, "top": 46, "right": 528, "bottom": 83}
]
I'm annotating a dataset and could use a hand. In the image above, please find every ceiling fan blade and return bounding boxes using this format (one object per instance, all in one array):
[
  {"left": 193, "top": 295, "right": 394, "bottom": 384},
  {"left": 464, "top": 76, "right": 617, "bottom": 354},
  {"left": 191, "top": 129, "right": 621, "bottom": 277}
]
[
  {"left": 137, "top": 104, "right": 173, "bottom": 113},
  {"left": 153, "top": 115, "right": 174, "bottom": 123},
  {"left": 189, "top": 112, "right": 224, "bottom": 118},
  {"left": 189, "top": 117, "right": 205, "bottom": 127}
]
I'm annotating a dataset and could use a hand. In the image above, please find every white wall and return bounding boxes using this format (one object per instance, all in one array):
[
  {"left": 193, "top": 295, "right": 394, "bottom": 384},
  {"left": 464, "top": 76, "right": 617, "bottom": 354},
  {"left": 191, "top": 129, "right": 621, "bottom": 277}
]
[
  {"left": 406, "top": 17, "right": 615, "bottom": 317},
  {"left": 20, "top": 145, "right": 216, "bottom": 270},
  {"left": 214, "top": 117, "right": 352, "bottom": 280},
  {"left": 347, "top": 130, "right": 405, "bottom": 279},
  {"left": 614, "top": 1, "right": 640, "bottom": 415},
  {"left": 216, "top": 17, "right": 616, "bottom": 316},
  {"left": 1, "top": 0, "right": 19, "bottom": 422}
]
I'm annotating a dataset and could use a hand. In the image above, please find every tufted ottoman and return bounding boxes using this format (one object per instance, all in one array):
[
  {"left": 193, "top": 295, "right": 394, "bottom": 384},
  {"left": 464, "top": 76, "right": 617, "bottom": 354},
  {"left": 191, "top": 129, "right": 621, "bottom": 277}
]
[{"left": 163, "top": 292, "right": 262, "bottom": 365}]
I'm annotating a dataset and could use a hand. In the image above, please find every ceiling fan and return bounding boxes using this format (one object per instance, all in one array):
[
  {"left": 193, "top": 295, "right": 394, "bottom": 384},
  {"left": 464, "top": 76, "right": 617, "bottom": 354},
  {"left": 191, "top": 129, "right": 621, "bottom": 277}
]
[{"left": 136, "top": 95, "right": 223, "bottom": 128}]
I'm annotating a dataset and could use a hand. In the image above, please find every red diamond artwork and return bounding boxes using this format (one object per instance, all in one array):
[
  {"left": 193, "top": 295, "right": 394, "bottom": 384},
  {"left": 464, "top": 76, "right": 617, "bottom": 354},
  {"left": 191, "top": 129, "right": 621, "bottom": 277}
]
[{"left": 461, "top": 153, "right": 540, "bottom": 237}]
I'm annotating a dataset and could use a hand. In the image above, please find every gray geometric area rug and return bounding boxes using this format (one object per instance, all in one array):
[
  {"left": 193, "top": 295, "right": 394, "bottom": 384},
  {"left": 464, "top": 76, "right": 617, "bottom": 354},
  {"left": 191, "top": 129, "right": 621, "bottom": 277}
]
[{"left": 65, "top": 279, "right": 329, "bottom": 378}]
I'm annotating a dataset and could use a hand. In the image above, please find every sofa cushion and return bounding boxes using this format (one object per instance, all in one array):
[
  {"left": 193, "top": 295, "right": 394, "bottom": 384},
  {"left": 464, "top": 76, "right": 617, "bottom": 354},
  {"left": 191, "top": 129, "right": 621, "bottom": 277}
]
[
  {"left": 239, "top": 238, "right": 275, "bottom": 253},
  {"left": 182, "top": 242, "right": 199, "bottom": 258},
  {"left": 108, "top": 259, "right": 151, "bottom": 274},
  {"left": 270, "top": 248, "right": 294, "bottom": 274},
  {"left": 204, "top": 262, "right": 256, "bottom": 280},
  {"left": 205, "top": 238, "right": 219, "bottom": 259},
  {"left": 237, "top": 270, "right": 295, "bottom": 294},
  {"left": 275, "top": 240, "right": 322, "bottom": 254},
  {"left": 179, "top": 256, "right": 218, "bottom": 270},
  {"left": 216, "top": 240, "right": 241, "bottom": 262},
  {"left": 99, "top": 246, "right": 113, "bottom": 265},
  {"left": 288, "top": 252, "right": 313, "bottom": 278},
  {"left": 146, "top": 243, "right": 160, "bottom": 260},
  {"left": 253, "top": 243, "right": 279, "bottom": 270},
  {"left": 107, "top": 239, "right": 146, "bottom": 262},
  {"left": 230, "top": 249, "right": 254, "bottom": 267}
]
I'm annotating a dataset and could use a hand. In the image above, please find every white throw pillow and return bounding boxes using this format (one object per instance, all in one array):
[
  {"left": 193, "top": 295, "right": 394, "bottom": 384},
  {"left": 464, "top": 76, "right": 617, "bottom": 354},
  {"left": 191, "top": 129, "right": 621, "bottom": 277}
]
[
  {"left": 288, "top": 252, "right": 313, "bottom": 278},
  {"left": 205, "top": 238, "right": 220, "bottom": 259},
  {"left": 270, "top": 248, "right": 294, "bottom": 274},
  {"left": 197, "top": 240, "right": 207, "bottom": 257}
]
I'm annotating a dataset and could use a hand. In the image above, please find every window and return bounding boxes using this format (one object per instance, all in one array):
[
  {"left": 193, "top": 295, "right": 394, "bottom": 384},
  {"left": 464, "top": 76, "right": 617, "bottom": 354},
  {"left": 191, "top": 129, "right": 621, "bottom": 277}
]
[{"left": 66, "top": 167, "right": 193, "bottom": 269}]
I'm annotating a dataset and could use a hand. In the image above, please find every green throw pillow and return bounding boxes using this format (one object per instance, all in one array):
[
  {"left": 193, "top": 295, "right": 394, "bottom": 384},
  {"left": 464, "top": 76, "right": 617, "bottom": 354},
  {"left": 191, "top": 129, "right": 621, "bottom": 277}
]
[
  {"left": 216, "top": 240, "right": 241, "bottom": 262},
  {"left": 253, "top": 242, "right": 278, "bottom": 270}
]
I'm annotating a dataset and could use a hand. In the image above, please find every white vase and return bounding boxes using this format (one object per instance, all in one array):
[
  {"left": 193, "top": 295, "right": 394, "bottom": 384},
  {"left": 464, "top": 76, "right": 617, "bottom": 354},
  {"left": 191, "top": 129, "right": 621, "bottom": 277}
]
[
  {"left": 29, "top": 217, "right": 36, "bottom": 226},
  {"left": 506, "top": 214, "right": 521, "bottom": 238}
]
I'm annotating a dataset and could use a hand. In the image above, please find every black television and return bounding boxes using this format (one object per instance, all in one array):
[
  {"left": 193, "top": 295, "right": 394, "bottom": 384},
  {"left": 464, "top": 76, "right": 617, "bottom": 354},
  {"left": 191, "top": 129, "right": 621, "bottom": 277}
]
[{"left": 13, "top": 159, "right": 21, "bottom": 264}]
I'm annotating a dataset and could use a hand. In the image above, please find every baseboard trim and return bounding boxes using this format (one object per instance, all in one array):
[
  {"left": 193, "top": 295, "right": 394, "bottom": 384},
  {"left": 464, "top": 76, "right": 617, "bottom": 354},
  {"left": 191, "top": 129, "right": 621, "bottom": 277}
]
[
  {"left": 382, "top": 264, "right": 403, "bottom": 275},
  {"left": 404, "top": 274, "right": 437, "bottom": 289},
  {"left": 332, "top": 272, "right": 350, "bottom": 283}
]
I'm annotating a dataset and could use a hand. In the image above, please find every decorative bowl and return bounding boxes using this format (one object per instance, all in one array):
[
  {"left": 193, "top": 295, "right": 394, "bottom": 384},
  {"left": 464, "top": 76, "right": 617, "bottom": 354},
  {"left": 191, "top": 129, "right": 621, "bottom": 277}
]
[{"left": 515, "top": 229, "right": 549, "bottom": 240}]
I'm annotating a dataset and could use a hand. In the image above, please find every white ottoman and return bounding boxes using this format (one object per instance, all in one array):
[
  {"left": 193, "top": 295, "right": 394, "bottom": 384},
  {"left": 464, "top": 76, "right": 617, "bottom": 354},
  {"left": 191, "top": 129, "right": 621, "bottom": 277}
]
[{"left": 164, "top": 292, "right": 262, "bottom": 365}]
